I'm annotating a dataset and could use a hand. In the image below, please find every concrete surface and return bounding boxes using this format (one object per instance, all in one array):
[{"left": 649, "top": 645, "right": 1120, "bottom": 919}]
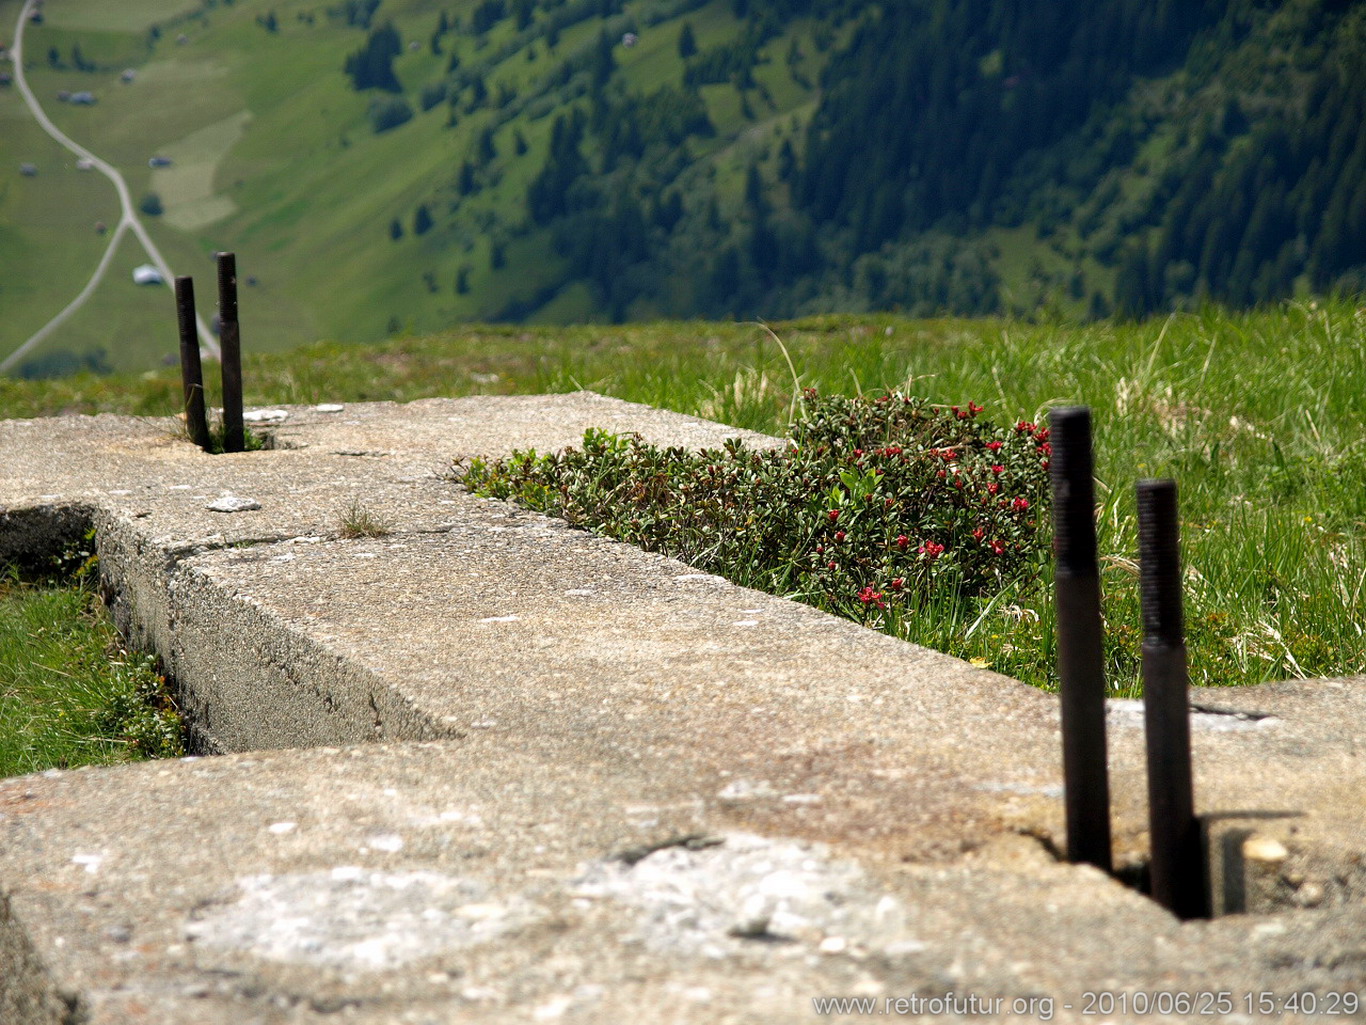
[{"left": 0, "top": 394, "right": 1363, "bottom": 1023}]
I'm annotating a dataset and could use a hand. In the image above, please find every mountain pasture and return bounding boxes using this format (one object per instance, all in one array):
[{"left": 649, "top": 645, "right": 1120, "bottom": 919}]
[{"left": 2, "top": 0, "right": 833, "bottom": 372}]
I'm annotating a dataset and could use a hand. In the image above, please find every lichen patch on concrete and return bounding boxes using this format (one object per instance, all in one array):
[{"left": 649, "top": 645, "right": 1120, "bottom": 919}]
[
  {"left": 573, "top": 833, "right": 922, "bottom": 960},
  {"left": 186, "top": 869, "right": 539, "bottom": 971}
]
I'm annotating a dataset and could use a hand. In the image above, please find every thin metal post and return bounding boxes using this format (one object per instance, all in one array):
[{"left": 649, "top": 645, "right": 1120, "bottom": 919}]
[
  {"left": 1137, "top": 479, "right": 1205, "bottom": 918},
  {"left": 174, "top": 276, "right": 211, "bottom": 451},
  {"left": 216, "top": 252, "right": 244, "bottom": 453},
  {"left": 1049, "top": 406, "right": 1113, "bottom": 872}
]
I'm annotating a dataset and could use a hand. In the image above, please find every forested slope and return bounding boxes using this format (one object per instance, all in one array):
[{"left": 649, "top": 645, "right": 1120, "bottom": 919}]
[
  {"left": 6, "top": 0, "right": 1363, "bottom": 374},
  {"left": 501, "top": 0, "right": 1366, "bottom": 320}
]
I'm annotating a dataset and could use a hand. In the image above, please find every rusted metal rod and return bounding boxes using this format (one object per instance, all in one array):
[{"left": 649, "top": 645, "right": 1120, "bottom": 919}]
[
  {"left": 1137, "top": 478, "right": 1205, "bottom": 919},
  {"left": 216, "top": 252, "right": 244, "bottom": 453},
  {"left": 174, "top": 276, "right": 211, "bottom": 451},
  {"left": 1049, "top": 406, "right": 1113, "bottom": 873}
]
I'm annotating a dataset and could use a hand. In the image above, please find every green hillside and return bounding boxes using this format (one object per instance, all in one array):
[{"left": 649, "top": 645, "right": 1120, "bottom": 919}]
[{"left": 1, "top": 0, "right": 1363, "bottom": 376}]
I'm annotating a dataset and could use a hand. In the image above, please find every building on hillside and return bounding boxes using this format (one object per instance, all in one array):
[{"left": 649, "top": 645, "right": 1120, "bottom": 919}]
[
  {"left": 76, "top": 158, "right": 94, "bottom": 171},
  {"left": 70, "top": 91, "right": 96, "bottom": 105},
  {"left": 120, "top": 69, "right": 136, "bottom": 83},
  {"left": 148, "top": 156, "right": 172, "bottom": 167},
  {"left": 19, "top": 162, "right": 36, "bottom": 176},
  {"left": 133, "top": 265, "right": 165, "bottom": 286}
]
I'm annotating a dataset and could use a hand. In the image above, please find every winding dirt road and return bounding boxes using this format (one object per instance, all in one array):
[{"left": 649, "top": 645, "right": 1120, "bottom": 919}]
[{"left": 1, "top": 0, "right": 219, "bottom": 373}]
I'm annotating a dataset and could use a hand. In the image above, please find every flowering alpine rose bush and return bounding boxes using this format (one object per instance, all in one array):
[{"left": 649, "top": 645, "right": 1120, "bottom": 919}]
[{"left": 457, "top": 390, "right": 1052, "bottom": 627}]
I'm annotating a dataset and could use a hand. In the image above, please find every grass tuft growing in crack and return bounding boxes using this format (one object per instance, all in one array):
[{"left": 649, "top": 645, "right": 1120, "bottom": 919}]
[
  {"left": 337, "top": 498, "right": 393, "bottom": 539},
  {"left": 165, "top": 416, "right": 269, "bottom": 454}
]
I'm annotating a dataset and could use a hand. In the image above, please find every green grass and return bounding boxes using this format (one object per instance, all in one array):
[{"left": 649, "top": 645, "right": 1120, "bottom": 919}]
[
  {"left": 432, "top": 304, "right": 1366, "bottom": 692},
  {"left": 151, "top": 109, "right": 252, "bottom": 229},
  {"left": 0, "top": 569, "right": 184, "bottom": 777},
  {"left": 41, "top": 0, "right": 194, "bottom": 33},
  {"left": 2, "top": 304, "right": 1365, "bottom": 693}
]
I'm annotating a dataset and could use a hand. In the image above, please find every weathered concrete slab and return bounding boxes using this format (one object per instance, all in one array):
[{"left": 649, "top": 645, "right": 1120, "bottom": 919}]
[
  {"left": 4, "top": 740, "right": 1364, "bottom": 1025},
  {"left": 1, "top": 394, "right": 783, "bottom": 553},
  {"left": 130, "top": 495, "right": 1069, "bottom": 859},
  {"left": 2, "top": 394, "right": 1364, "bottom": 1022}
]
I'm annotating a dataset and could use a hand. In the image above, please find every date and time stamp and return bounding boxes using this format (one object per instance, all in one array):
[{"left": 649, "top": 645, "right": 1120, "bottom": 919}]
[
  {"left": 1075, "top": 990, "right": 1360, "bottom": 1017},
  {"left": 812, "top": 989, "right": 1362, "bottom": 1018}
]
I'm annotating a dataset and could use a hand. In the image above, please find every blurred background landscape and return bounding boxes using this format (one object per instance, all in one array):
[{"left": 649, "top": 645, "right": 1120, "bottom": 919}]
[{"left": 1, "top": 0, "right": 1364, "bottom": 376}]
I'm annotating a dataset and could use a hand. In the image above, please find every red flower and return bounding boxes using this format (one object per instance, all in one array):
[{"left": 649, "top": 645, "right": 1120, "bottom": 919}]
[
  {"left": 889, "top": 577, "right": 905, "bottom": 591},
  {"left": 918, "top": 540, "right": 945, "bottom": 560},
  {"left": 1013, "top": 497, "right": 1029, "bottom": 512},
  {"left": 990, "top": 539, "right": 1006, "bottom": 555},
  {"left": 968, "top": 402, "right": 984, "bottom": 416},
  {"left": 1033, "top": 427, "right": 1050, "bottom": 441},
  {"left": 828, "top": 509, "right": 841, "bottom": 522},
  {"left": 854, "top": 448, "right": 865, "bottom": 458},
  {"left": 985, "top": 441, "right": 1003, "bottom": 452},
  {"left": 896, "top": 534, "right": 910, "bottom": 550},
  {"left": 1015, "top": 421, "right": 1036, "bottom": 434},
  {"left": 827, "top": 560, "right": 838, "bottom": 570},
  {"left": 988, "top": 481, "right": 1001, "bottom": 495},
  {"left": 937, "top": 469, "right": 948, "bottom": 479},
  {"left": 991, "top": 464, "right": 1005, "bottom": 474},
  {"left": 1037, "top": 442, "right": 1052, "bottom": 456},
  {"left": 972, "top": 526, "right": 985, "bottom": 541},
  {"left": 857, "top": 586, "right": 887, "bottom": 608},
  {"left": 835, "top": 530, "right": 847, "bottom": 542},
  {"left": 884, "top": 496, "right": 895, "bottom": 508}
]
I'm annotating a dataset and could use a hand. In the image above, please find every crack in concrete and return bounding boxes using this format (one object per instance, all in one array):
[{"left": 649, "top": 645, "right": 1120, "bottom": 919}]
[{"left": 1190, "top": 702, "right": 1276, "bottom": 722}]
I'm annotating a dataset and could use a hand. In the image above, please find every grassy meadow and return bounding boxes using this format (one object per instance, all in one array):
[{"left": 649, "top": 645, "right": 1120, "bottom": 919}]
[{"left": 4, "top": 303, "right": 1366, "bottom": 702}]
